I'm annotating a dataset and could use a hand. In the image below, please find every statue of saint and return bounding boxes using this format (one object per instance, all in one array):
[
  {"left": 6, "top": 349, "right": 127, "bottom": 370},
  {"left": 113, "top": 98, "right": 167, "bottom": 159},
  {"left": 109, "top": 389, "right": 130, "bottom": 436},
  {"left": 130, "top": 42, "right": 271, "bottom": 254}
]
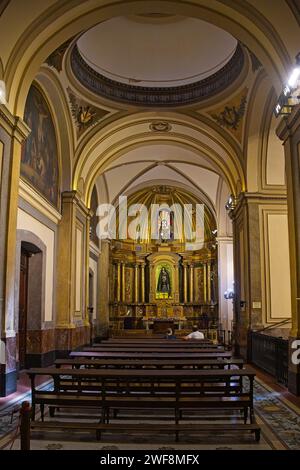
[{"left": 157, "top": 267, "right": 171, "bottom": 296}]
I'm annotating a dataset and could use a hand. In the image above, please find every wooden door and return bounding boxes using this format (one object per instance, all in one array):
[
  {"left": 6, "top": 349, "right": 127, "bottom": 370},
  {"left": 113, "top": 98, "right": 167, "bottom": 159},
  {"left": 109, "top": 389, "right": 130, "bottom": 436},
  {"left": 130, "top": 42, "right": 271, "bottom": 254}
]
[{"left": 19, "top": 249, "right": 29, "bottom": 369}]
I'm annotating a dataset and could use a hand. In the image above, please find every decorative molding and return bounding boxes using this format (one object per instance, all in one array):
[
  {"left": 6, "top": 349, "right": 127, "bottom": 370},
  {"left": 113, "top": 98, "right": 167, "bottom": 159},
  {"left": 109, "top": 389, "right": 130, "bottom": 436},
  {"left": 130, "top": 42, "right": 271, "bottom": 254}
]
[
  {"left": 0, "top": 104, "right": 30, "bottom": 141},
  {"left": 149, "top": 121, "right": 172, "bottom": 132},
  {"left": 243, "top": 44, "right": 262, "bottom": 72},
  {"left": 70, "top": 43, "right": 245, "bottom": 107},
  {"left": 89, "top": 241, "right": 101, "bottom": 258},
  {"left": 209, "top": 88, "right": 248, "bottom": 143},
  {"left": 67, "top": 87, "right": 109, "bottom": 137},
  {"left": 0, "top": 0, "right": 10, "bottom": 17},
  {"left": 19, "top": 178, "right": 62, "bottom": 224},
  {"left": 45, "top": 38, "right": 74, "bottom": 73}
]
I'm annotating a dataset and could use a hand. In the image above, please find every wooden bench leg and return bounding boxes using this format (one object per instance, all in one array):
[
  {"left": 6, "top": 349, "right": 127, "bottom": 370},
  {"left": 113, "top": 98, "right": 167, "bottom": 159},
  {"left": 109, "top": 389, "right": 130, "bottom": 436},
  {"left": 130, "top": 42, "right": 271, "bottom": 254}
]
[
  {"left": 31, "top": 404, "right": 36, "bottom": 421},
  {"left": 96, "top": 430, "right": 102, "bottom": 441},
  {"left": 255, "top": 429, "right": 260, "bottom": 442},
  {"left": 243, "top": 407, "right": 248, "bottom": 424},
  {"left": 40, "top": 404, "right": 44, "bottom": 422},
  {"left": 49, "top": 407, "right": 55, "bottom": 418}
]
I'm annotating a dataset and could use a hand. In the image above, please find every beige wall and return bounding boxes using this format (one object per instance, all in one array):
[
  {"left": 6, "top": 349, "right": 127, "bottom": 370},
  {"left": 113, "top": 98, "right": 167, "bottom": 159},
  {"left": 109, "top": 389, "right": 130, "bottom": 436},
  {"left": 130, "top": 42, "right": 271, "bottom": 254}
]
[
  {"left": 0, "top": 140, "right": 3, "bottom": 187},
  {"left": 17, "top": 207, "right": 55, "bottom": 322},
  {"left": 266, "top": 115, "right": 285, "bottom": 186},
  {"left": 259, "top": 205, "right": 292, "bottom": 323}
]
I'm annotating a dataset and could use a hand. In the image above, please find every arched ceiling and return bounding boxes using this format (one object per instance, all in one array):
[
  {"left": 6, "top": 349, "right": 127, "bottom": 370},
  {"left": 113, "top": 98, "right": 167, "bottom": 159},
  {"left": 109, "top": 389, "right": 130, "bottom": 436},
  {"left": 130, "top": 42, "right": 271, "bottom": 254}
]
[
  {"left": 77, "top": 16, "right": 237, "bottom": 87},
  {"left": 2, "top": 0, "right": 297, "bottom": 115},
  {"left": 97, "top": 143, "right": 221, "bottom": 210}
]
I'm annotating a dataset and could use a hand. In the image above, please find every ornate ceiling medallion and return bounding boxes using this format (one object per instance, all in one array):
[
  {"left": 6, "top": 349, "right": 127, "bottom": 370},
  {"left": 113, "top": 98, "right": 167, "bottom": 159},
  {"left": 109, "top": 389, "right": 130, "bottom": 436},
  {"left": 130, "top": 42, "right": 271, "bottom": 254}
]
[
  {"left": 67, "top": 87, "right": 109, "bottom": 137},
  {"left": 209, "top": 88, "right": 248, "bottom": 142},
  {"left": 70, "top": 44, "right": 245, "bottom": 107},
  {"left": 149, "top": 121, "right": 172, "bottom": 132}
]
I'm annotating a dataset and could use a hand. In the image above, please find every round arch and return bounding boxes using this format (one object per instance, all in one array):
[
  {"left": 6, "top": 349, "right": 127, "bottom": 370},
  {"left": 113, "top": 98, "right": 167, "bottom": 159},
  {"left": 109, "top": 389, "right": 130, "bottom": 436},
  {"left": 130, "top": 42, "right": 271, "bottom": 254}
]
[
  {"left": 73, "top": 113, "right": 245, "bottom": 206},
  {"left": 3, "top": 0, "right": 296, "bottom": 116},
  {"left": 113, "top": 178, "right": 217, "bottom": 221}
]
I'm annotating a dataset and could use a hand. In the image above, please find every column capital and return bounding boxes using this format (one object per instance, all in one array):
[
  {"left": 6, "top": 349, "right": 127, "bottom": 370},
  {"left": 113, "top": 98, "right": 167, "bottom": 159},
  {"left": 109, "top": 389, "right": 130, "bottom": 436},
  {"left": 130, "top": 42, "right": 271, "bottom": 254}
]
[
  {"left": 0, "top": 105, "right": 30, "bottom": 142},
  {"left": 276, "top": 105, "right": 300, "bottom": 142},
  {"left": 61, "top": 190, "right": 90, "bottom": 217}
]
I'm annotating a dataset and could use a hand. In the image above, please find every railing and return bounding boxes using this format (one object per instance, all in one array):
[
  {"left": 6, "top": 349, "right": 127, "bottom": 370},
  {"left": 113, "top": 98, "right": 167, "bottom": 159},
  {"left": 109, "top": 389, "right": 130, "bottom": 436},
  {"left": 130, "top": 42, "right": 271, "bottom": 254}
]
[{"left": 251, "top": 331, "right": 288, "bottom": 386}]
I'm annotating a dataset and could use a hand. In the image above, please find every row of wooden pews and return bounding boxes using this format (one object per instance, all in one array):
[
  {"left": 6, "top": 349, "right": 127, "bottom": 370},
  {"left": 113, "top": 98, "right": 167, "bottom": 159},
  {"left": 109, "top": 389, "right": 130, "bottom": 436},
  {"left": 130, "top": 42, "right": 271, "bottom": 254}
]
[{"left": 23, "top": 337, "right": 261, "bottom": 446}]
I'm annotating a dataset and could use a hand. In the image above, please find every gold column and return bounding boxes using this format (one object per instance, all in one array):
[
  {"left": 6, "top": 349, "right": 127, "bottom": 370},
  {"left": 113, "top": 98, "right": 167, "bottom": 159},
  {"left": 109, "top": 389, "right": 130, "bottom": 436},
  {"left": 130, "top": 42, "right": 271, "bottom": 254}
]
[
  {"left": 141, "top": 263, "right": 145, "bottom": 303},
  {"left": 134, "top": 264, "right": 139, "bottom": 303},
  {"left": 189, "top": 264, "right": 194, "bottom": 303},
  {"left": 207, "top": 261, "right": 211, "bottom": 303},
  {"left": 121, "top": 262, "right": 125, "bottom": 302},
  {"left": 203, "top": 263, "right": 207, "bottom": 303},
  {"left": 183, "top": 263, "right": 188, "bottom": 303},
  {"left": 116, "top": 262, "right": 121, "bottom": 302}
]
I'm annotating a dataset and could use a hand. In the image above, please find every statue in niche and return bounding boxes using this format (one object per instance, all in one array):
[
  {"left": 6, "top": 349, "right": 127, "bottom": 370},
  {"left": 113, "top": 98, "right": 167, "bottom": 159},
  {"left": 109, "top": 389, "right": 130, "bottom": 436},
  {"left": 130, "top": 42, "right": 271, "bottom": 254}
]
[{"left": 157, "top": 267, "right": 171, "bottom": 297}]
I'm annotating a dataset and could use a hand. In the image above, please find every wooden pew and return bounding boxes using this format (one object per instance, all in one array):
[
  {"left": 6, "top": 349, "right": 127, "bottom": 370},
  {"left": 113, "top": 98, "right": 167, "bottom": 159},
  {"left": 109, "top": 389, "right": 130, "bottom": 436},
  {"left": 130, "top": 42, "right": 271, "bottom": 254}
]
[
  {"left": 26, "top": 366, "right": 260, "bottom": 442},
  {"left": 55, "top": 357, "right": 244, "bottom": 370},
  {"left": 82, "top": 346, "right": 225, "bottom": 353},
  {"left": 69, "top": 351, "right": 233, "bottom": 360},
  {"left": 100, "top": 339, "right": 213, "bottom": 345},
  {"left": 92, "top": 342, "right": 219, "bottom": 349}
]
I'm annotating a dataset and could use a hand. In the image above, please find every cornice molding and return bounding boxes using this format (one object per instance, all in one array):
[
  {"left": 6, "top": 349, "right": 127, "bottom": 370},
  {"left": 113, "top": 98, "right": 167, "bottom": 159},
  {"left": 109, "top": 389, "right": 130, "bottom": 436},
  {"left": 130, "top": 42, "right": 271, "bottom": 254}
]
[
  {"left": 19, "top": 178, "right": 62, "bottom": 224},
  {"left": 0, "top": 104, "right": 30, "bottom": 141},
  {"left": 276, "top": 105, "right": 300, "bottom": 141},
  {"left": 61, "top": 190, "right": 90, "bottom": 217},
  {"left": 70, "top": 43, "right": 245, "bottom": 107},
  {"left": 229, "top": 191, "right": 287, "bottom": 220}
]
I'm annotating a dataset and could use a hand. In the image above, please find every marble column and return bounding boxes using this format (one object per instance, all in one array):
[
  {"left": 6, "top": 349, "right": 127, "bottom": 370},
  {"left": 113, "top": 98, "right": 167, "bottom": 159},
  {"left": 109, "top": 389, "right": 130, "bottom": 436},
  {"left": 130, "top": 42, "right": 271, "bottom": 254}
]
[
  {"left": 217, "top": 236, "right": 234, "bottom": 332},
  {"left": 0, "top": 106, "right": 30, "bottom": 396},
  {"left": 189, "top": 264, "right": 194, "bottom": 303},
  {"left": 183, "top": 263, "right": 188, "bottom": 304},
  {"left": 98, "top": 239, "right": 110, "bottom": 338},
  {"left": 229, "top": 193, "right": 265, "bottom": 359},
  {"left": 56, "top": 191, "right": 91, "bottom": 353},
  {"left": 203, "top": 263, "right": 207, "bottom": 304},
  {"left": 121, "top": 262, "right": 126, "bottom": 303},
  {"left": 116, "top": 262, "right": 121, "bottom": 302},
  {"left": 207, "top": 261, "right": 211, "bottom": 304},
  {"left": 140, "top": 263, "right": 145, "bottom": 303},
  {"left": 134, "top": 264, "right": 139, "bottom": 303},
  {"left": 277, "top": 108, "right": 300, "bottom": 394}
]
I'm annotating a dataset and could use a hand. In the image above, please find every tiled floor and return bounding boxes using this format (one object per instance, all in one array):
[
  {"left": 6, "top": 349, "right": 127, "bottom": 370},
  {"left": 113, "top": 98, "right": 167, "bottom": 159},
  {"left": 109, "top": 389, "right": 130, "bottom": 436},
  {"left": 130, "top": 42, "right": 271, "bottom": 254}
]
[{"left": 1, "top": 367, "right": 300, "bottom": 450}]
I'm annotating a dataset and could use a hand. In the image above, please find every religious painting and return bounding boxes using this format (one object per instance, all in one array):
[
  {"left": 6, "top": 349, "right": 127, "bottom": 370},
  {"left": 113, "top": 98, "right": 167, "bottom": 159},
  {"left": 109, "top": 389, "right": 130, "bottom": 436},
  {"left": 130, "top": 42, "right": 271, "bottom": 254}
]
[
  {"left": 21, "top": 85, "right": 59, "bottom": 207},
  {"left": 156, "top": 263, "right": 172, "bottom": 299}
]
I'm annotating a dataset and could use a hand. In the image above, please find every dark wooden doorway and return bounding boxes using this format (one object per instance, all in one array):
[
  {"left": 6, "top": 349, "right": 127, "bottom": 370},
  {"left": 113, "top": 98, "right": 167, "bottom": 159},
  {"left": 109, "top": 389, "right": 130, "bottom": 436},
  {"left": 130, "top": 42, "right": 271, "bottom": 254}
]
[{"left": 19, "top": 249, "right": 29, "bottom": 370}]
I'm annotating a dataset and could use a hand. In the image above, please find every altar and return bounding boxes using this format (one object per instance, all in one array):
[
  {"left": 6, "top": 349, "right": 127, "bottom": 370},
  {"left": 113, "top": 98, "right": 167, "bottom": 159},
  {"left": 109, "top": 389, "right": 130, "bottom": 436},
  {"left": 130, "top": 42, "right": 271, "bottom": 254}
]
[{"left": 153, "top": 319, "right": 174, "bottom": 334}]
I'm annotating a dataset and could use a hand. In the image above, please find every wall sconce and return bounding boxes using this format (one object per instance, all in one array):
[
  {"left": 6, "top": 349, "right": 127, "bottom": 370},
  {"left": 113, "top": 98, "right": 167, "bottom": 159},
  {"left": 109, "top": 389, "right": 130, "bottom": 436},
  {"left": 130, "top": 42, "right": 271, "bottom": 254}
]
[
  {"left": 274, "top": 53, "right": 300, "bottom": 117},
  {"left": 225, "top": 195, "right": 236, "bottom": 212},
  {"left": 224, "top": 289, "right": 234, "bottom": 300}
]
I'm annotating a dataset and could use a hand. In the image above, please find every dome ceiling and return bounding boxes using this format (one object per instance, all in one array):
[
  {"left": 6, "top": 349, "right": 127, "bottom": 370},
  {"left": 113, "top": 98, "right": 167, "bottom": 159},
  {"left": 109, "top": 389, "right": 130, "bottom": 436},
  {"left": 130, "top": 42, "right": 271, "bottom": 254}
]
[
  {"left": 77, "top": 16, "right": 237, "bottom": 87},
  {"left": 70, "top": 16, "right": 244, "bottom": 107}
]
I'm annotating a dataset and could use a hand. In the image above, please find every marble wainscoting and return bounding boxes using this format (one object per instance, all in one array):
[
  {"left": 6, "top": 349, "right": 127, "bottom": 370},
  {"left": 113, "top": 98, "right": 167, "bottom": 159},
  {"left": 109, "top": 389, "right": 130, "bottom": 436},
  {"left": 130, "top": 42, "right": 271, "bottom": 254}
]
[
  {"left": 0, "top": 337, "right": 17, "bottom": 396},
  {"left": 55, "top": 325, "right": 90, "bottom": 357},
  {"left": 25, "top": 329, "right": 56, "bottom": 367}
]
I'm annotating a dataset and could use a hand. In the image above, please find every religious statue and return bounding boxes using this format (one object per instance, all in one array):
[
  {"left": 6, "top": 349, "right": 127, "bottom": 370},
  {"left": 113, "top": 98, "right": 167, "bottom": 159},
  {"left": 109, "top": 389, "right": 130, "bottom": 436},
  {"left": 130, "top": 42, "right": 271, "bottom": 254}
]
[{"left": 157, "top": 267, "right": 171, "bottom": 297}]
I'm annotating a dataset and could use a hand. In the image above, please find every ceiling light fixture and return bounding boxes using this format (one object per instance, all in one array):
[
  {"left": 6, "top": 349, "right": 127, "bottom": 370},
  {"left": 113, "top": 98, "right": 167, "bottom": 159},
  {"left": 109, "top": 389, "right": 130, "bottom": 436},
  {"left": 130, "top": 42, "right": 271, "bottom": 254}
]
[{"left": 274, "top": 53, "right": 300, "bottom": 117}]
